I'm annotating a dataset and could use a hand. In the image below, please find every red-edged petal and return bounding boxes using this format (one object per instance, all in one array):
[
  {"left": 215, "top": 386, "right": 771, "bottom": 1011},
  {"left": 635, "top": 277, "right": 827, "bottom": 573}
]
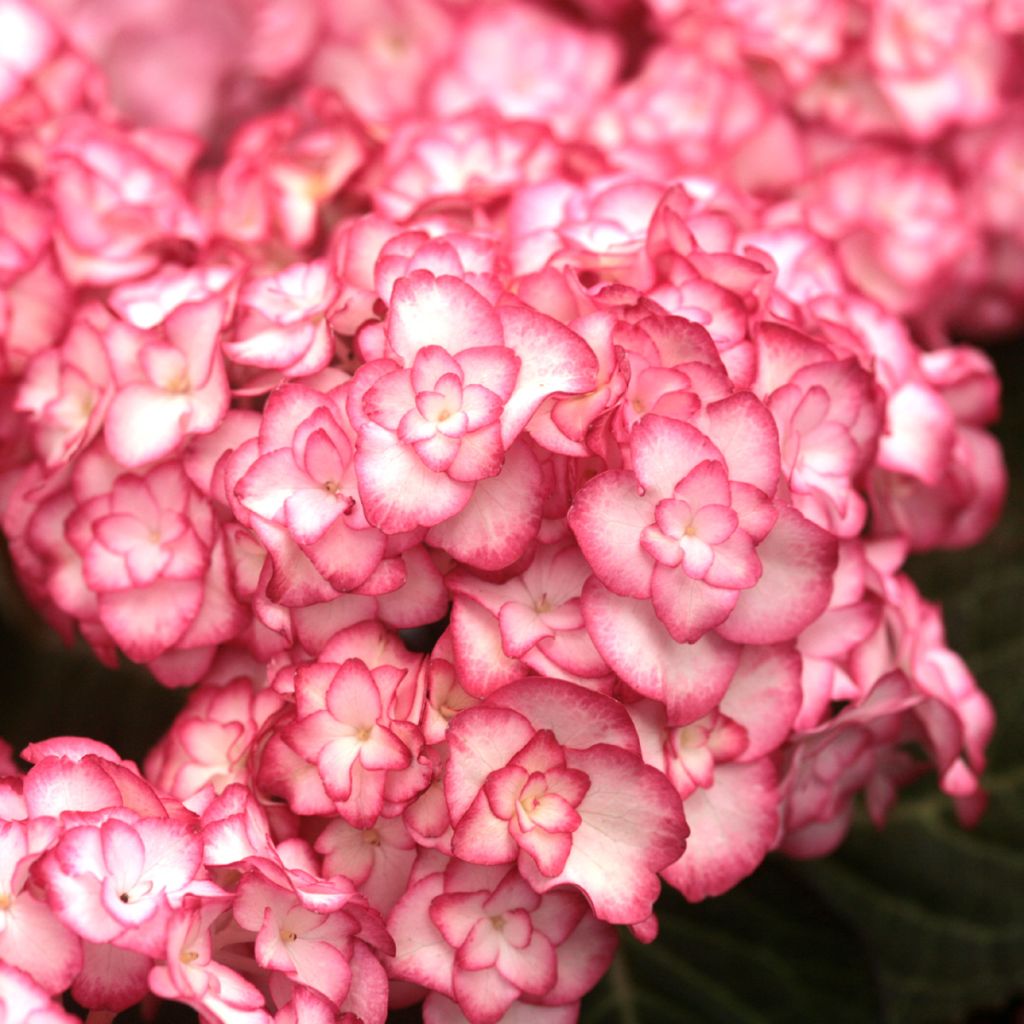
[
  {"left": 304, "top": 515, "right": 389, "bottom": 592},
  {"left": 581, "top": 577, "right": 740, "bottom": 724},
  {"left": 71, "top": 941, "right": 151, "bottom": 1012},
  {"left": 704, "top": 392, "right": 781, "bottom": 495},
  {"left": 259, "top": 384, "right": 339, "bottom": 451},
  {"left": 451, "top": 964, "right": 520, "bottom": 1023},
  {"left": 283, "top": 488, "right": 347, "bottom": 545},
  {"left": 363, "top": 367, "right": 417, "bottom": 431},
  {"left": 236, "top": 448, "right": 315, "bottom": 522},
  {"left": 717, "top": 506, "right": 838, "bottom": 645},
  {"left": 661, "top": 759, "right": 779, "bottom": 902},
  {"left": 356, "top": 423, "right": 473, "bottom": 532},
  {"left": 422, "top": 994, "right": 578, "bottom": 1024},
  {"left": 498, "top": 305, "right": 597, "bottom": 445},
  {"left": 520, "top": 744, "right": 686, "bottom": 925},
  {"left": 631, "top": 415, "right": 722, "bottom": 497},
  {"left": 288, "top": 934, "right": 353, "bottom": 1003},
  {"left": 98, "top": 579, "right": 202, "bottom": 661},
  {"left": 0, "top": 892, "right": 82, "bottom": 993},
  {"left": 452, "top": 792, "right": 519, "bottom": 865},
  {"left": 650, "top": 565, "right": 739, "bottom": 645},
  {"left": 517, "top": 825, "right": 574, "bottom": 878},
  {"left": 427, "top": 440, "right": 542, "bottom": 571},
  {"left": 447, "top": 423, "right": 505, "bottom": 482},
  {"left": 456, "top": 347, "right": 520, "bottom": 404},
  {"left": 496, "top": 929, "right": 557, "bottom": 995},
  {"left": 540, "top": 908, "right": 617, "bottom": 1004},
  {"left": 451, "top": 597, "right": 529, "bottom": 698},
  {"left": 487, "top": 677, "right": 641, "bottom": 756},
  {"left": 703, "top": 530, "right": 761, "bottom": 590},
  {"left": 105, "top": 387, "right": 190, "bottom": 467},
  {"left": 387, "top": 874, "right": 456, "bottom": 994},
  {"left": 445, "top": 706, "right": 536, "bottom": 822},
  {"left": 719, "top": 645, "right": 802, "bottom": 761},
  {"left": 388, "top": 273, "right": 503, "bottom": 363},
  {"left": 568, "top": 471, "right": 656, "bottom": 599},
  {"left": 484, "top": 765, "right": 530, "bottom": 820}
]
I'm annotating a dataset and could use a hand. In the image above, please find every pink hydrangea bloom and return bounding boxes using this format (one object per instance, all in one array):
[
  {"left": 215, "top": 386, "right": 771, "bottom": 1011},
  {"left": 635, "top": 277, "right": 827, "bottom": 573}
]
[
  {"left": 64, "top": 456, "right": 240, "bottom": 667},
  {"left": 389, "top": 857, "right": 617, "bottom": 1024},
  {"left": 46, "top": 118, "right": 203, "bottom": 286},
  {"left": 101, "top": 291, "right": 232, "bottom": 468},
  {"left": 213, "top": 88, "right": 366, "bottom": 253},
  {"left": 570, "top": 410, "right": 837, "bottom": 645},
  {"left": 444, "top": 678, "right": 686, "bottom": 925},
  {"left": 231, "top": 381, "right": 393, "bottom": 600},
  {"left": 427, "top": 2, "right": 621, "bottom": 137}
]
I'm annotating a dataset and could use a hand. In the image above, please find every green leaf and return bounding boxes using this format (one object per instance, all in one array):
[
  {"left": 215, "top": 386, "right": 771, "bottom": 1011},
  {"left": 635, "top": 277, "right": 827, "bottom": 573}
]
[
  {"left": 581, "top": 863, "right": 882, "bottom": 1024},
  {"left": 796, "top": 786, "right": 1024, "bottom": 1024}
]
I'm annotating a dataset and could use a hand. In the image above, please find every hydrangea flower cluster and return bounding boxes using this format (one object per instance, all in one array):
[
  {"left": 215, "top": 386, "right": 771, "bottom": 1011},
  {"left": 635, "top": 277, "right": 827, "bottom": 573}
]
[
  {"left": 0, "top": 1, "right": 1008, "bottom": 1022},
  {"left": 614, "top": 0, "right": 1024, "bottom": 341},
  {"left": 33, "top": 0, "right": 1024, "bottom": 341}
]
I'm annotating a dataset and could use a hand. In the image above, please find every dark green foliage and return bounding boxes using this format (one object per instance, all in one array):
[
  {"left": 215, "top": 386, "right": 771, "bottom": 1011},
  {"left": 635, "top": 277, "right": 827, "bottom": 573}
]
[{"left": 581, "top": 863, "right": 881, "bottom": 1024}]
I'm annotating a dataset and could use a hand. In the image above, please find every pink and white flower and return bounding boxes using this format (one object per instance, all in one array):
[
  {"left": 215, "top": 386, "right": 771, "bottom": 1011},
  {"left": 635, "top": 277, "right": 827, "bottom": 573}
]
[
  {"left": 102, "top": 290, "right": 232, "bottom": 468},
  {"left": 388, "top": 857, "right": 617, "bottom": 1024},
  {"left": 0, "top": 963, "right": 78, "bottom": 1024},
  {"left": 232, "top": 381, "right": 392, "bottom": 600},
  {"left": 444, "top": 678, "right": 686, "bottom": 925},
  {"left": 570, "top": 411, "right": 837, "bottom": 645},
  {"left": 65, "top": 457, "right": 233, "bottom": 664}
]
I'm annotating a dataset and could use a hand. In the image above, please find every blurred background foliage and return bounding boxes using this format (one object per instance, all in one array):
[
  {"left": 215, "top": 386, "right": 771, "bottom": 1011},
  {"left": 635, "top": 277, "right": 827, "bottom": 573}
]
[{"left": 3, "top": 343, "right": 1023, "bottom": 1024}]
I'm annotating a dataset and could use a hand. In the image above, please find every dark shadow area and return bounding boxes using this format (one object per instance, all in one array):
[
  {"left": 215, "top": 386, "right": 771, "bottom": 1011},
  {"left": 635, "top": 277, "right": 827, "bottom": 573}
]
[{"left": 0, "top": 550, "right": 187, "bottom": 768}]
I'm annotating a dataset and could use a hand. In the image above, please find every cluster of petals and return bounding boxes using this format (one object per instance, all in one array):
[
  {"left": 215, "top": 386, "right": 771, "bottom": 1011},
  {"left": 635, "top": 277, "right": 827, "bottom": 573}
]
[
  {"left": 27, "top": 0, "right": 1024, "bottom": 338},
  {"left": 615, "top": 0, "right": 1024, "bottom": 339},
  {"left": 0, "top": 737, "right": 393, "bottom": 1021},
  {"left": 0, "top": 1, "right": 1010, "bottom": 1022}
]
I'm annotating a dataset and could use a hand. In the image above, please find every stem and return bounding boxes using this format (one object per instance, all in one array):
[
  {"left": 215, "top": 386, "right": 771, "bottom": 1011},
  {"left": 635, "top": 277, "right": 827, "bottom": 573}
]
[
  {"left": 85, "top": 1012, "right": 117, "bottom": 1024},
  {"left": 610, "top": 945, "right": 640, "bottom": 1024}
]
